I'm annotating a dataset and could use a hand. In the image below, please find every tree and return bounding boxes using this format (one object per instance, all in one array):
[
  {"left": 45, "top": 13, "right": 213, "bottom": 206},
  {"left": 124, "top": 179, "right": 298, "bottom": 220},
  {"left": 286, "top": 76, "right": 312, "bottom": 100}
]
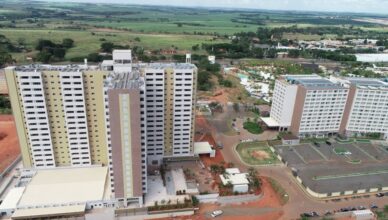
[
  {"left": 52, "top": 48, "right": 66, "bottom": 58},
  {"left": 197, "top": 71, "right": 212, "bottom": 91},
  {"left": 192, "top": 44, "right": 200, "bottom": 51},
  {"left": 0, "top": 52, "right": 12, "bottom": 67},
  {"left": 36, "top": 39, "right": 57, "bottom": 51},
  {"left": 101, "top": 42, "right": 115, "bottom": 53},
  {"left": 266, "top": 48, "right": 277, "bottom": 58},
  {"left": 62, "top": 38, "right": 74, "bottom": 48},
  {"left": 36, "top": 51, "right": 52, "bottom": 63},
  {"left": 87, "top": 53, "right": 103, "bottom": 62},
  {"left": 288, "top": 50, "right": 300, "bottom": 58}
]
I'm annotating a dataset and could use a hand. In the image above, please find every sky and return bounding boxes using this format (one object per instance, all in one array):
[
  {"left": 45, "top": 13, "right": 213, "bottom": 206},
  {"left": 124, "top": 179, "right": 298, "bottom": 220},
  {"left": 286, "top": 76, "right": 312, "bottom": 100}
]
[{"left": 47, "top": 0, "right": 388, "bottom": 14}]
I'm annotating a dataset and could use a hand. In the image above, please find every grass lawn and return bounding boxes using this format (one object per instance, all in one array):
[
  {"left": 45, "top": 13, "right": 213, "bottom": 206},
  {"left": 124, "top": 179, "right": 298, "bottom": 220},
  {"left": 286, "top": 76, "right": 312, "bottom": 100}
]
[
  {"left": 334, "top": 147, "right": 350, "bottom": 155},
  {"left": 268, "top": 177, "right": 289, "bottom": 205},
  {"left": 1, "top": 28, "right": 228, "bottom": 63},
  {"left": 236, "top": 141, "right": 279, "bottom": 165},
  {"left": 243, "top": 120, "right": 263, "bottom": 134}
]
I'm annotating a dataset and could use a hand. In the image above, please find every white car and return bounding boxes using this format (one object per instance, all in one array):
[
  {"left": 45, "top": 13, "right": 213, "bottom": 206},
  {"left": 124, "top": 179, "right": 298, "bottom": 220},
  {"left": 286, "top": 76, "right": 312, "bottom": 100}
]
[{"left": 211, "top": 210, "right": 223, "bottom": 217}]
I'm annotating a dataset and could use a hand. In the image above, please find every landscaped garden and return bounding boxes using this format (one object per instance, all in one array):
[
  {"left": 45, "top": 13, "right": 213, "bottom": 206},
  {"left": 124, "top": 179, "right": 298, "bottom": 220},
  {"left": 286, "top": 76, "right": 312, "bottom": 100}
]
[
  {"left": 236, "top": 141, "right": 280, "bottom": 165},
  {"left": 243, "top": 118, "right": 263, "bottom": 134}
]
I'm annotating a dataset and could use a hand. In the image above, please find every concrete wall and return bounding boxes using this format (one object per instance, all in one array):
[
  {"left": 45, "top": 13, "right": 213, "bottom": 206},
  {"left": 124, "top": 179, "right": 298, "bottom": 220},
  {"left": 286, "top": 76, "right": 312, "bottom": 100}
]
[{"left": 233, "top": 184, "right": 249, "bottom": 193}]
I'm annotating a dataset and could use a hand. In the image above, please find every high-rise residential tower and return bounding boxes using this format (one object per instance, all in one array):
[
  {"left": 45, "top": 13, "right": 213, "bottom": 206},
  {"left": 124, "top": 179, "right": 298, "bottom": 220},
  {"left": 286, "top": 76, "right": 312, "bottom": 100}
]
[{"left": 5, "top": 50, "right": 198, "bottom": 206}]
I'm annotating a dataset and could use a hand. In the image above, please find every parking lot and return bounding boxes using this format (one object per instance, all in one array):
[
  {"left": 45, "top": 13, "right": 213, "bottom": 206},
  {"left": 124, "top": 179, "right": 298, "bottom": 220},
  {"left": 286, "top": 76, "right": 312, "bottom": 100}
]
[{"left": 274, "top": 141, "right": 388, "bottom": 194}]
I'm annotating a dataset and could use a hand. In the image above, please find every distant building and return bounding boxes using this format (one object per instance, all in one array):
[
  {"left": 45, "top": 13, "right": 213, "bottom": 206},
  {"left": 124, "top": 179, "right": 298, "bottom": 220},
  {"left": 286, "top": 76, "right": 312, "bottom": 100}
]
[
  {"left": 208, "top": 55, "right": 216, "bottom": 64},
  {"left": 355, "top": 53, "right": 388, "bottom": 62},
  {"left": 262, "top": 74, "right": 388, "bottom": 139}
]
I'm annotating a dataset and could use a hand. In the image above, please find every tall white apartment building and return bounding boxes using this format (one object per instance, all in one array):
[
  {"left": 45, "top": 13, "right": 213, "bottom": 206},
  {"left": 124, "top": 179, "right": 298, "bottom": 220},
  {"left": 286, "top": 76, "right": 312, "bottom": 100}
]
[
  {"left": 5, "top": 50, "right": 198, "bottom": 208},
  {"left": 263, "top": 76, "right": 298, "bottom": 130},
  {"left": 338, "top": 77, "right": 388, "bottom": 137},
  {"left": 289, "top": 77, "right": 349, "bottom": 137},
  {"left": 15, "top": 71, "right": 56, "bottom": 167},
  {"left": 263, "top": 74, "right": 388, "bottom": 139}
]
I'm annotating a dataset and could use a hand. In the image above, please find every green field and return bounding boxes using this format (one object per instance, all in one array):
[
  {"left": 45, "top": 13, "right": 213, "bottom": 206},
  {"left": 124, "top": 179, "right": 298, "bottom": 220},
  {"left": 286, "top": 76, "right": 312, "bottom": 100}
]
[
  {"left": 2, "top": 28, "right": 227, "bottom": 62},
  {"left": 1, "top": 0, "right": 388, "bottom": 64},
  {"left": 236, "top": 141, "right": 279, "bottom": 165}
]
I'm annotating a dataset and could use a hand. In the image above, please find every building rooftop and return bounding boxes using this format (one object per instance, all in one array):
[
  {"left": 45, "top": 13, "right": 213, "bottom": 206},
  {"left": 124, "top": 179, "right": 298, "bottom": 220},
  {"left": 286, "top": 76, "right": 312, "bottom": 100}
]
[
  {"left": 12, "top": 204, "right": 86, "bottom": 220},
  {"left": 9, "top": 64, "right": 99, "bottom": 72},
  {"left": 194, "top": 142, "right": 215, "bottom": 156},
  {"left": 104, "top": 71, "right": 145, "bottom": 90},
  {"left": 346, "top": 77, "right": 388, "bottom": 90},
  {"left": 0, "top": 187, "right": 25, "bottom": 210},
  {"left": 220, "top": 168, "right": 249, "bottom": 185},
  {"left": 17, "top": 166, "right": 108, "bottom": 208},
  {"left": 284, "top": 74, "right": 345, "bottom": 89},
  {"left": 142, "top": 62, "right": 196, "bottom": 70}
]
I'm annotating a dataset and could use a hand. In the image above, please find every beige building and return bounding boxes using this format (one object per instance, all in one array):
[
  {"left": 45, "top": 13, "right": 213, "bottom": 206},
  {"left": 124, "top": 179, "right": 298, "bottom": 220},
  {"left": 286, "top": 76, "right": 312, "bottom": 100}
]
[{"left": 5, "top": 66, "right": 109, "bottom": 168}]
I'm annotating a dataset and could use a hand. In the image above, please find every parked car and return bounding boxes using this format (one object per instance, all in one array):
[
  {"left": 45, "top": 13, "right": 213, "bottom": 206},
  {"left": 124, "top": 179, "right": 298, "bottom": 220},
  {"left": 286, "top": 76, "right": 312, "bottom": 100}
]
[
  {"left": 376, "top": 193, "right": 384, "bottom": 197},
  {"left": 211, "top": 210, "right": 223, "bottom": 218},
  {"left": 370, "top": 204, "right": 378, "bottom": 209},
  {"left": 300, "top": 213, "right": 314, "bottom": 217},
  {"left": 358, "top": 206, "right": 366, "bottom": 210},
  {"left": 324, "top": 211, "right": 332, "bottom": 216},
  {"left": 300, "top": 212, "right": 318, "bottom": 217},
  {"left": 217, "top": 141, "right": 223, "bottom": 149},
  {"left": 325, "top": 140, "right": 332, "bottom": 145}
]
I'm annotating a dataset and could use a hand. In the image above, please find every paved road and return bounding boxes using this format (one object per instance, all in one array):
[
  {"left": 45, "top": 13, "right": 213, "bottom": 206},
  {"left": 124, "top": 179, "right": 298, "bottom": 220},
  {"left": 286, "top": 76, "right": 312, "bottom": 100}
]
[{"left": 215, "top": 119, "right": 388, "bottom": 219}]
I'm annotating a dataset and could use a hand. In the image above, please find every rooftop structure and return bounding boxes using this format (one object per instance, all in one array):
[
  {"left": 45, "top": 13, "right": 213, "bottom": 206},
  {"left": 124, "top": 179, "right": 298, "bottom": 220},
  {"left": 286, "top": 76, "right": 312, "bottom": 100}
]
[
  {"left": 0, "top": 167, "right": 109, "bottom": 219},
  {"left": 17, "top": 167, "right": 108, "bottom": 207},
  {"left": 285, "top": 74, "right": 343, "bottom": 89},
  {"left": 220, "top": 168, "right": 249, "bottom": 193},
  {"left": 193, "top": 142, "right": 215, "bottom": 157}
]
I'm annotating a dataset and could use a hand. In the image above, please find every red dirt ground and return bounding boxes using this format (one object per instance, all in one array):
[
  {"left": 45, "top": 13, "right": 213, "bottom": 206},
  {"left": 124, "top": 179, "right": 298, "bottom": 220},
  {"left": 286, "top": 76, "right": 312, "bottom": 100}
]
[
  {"left": 152, "top": 177, "right": 283, "bottom": 220},
  {"left": 0, "top": 115, "right": 21, "bottom": 172},
  {"left": 195, "top": 115, "right": 216, "bottom": 135}
]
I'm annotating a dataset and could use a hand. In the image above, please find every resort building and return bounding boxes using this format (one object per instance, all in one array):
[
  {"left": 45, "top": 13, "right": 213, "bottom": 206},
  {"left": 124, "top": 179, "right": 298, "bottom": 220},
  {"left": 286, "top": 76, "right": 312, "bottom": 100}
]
[{"left": 262, "top": 74, "right": 388, "bottom": 139}]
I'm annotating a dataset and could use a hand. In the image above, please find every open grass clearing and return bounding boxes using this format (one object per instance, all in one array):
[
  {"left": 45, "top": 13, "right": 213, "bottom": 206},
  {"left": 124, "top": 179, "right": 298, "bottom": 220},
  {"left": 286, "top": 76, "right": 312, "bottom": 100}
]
[{"left": 236, "top": 141, "right": 280, "bottom": 165}]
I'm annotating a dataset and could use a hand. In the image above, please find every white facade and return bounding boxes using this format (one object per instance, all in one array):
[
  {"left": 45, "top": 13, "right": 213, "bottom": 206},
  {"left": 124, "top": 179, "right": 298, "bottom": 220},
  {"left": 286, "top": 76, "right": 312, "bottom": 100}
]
[
  {"left": 267, "top": 75, "right": 388, "bottom": 138},
  {"left": 112, "top": 50, "right": 132, "bottom": 73},
  {"left": 172, "top": 68, "right": 194, "bottom": 156},
  {"left": 16, "top": 71, "right": 55, "bottom": 167},
  {"left": 60, "top": 72, "right": 91, "bottom": 166},
  {"left": 346, "top": 80, "right": 388, "bottom": 136},
  {"left": 144, "top": 68, "right": 166, "bottom": 164},
  {"left": 298, "top": 88, "right": 348, "bottom": 136},
  {"left": 269, "top": 79, "right": 298, "bottom": 128}
]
